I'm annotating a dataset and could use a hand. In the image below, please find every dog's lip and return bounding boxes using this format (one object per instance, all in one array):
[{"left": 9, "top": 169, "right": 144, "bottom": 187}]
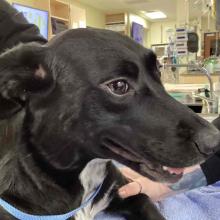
[
  {"left": 162, "top": 166, "right": 185, "bottom": 175},
  {"left": 102, "top": 138, "right": 185, "bottom": 180}
]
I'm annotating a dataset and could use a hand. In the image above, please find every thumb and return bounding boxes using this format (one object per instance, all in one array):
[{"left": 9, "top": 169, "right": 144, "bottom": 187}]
[{"left": 118, "top": 181, "right": 141, "bottom": 198}]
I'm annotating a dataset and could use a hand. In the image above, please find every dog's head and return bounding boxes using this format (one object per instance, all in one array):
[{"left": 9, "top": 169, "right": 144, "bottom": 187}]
[{"left": 0, "top": 28, "right": 220, "bottom": 183}]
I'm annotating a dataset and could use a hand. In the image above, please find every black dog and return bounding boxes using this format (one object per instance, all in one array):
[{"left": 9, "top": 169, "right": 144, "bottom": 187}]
[{"left": 0, "top": 28, "right": 220, "bottom": 220}]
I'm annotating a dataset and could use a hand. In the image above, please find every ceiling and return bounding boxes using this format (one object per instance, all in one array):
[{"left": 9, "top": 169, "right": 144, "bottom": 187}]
[{"left": 77, "top": 0, "right": 209, "bottom": 22}]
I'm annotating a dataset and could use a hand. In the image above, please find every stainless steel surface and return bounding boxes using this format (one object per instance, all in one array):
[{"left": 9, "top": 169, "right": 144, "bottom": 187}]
[
  {"left": 181, "top": 102, "right": 203, "bottom": 106},
  {"left": 200, "top": 67, "right": 213, "bottom": 99},
  {"left": 163, "top": 64, "right": 216, "bottom": 113},
  {"left": 193, "top": 94, "right": 215, "bottom": 114},
  {"left": 163, "top": 64, "right": 200, "bottom": 68},
  {"left": 181, "top": 72, "right": 220, "bottom": 76},
  {"left": 198, "top": 113, "right": 219, "bottom": 122}
]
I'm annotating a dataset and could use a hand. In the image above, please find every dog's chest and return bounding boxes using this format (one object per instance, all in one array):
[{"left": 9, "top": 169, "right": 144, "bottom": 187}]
[
  {"left": 75, "top": 159, "right": 115, "bottom": 220},
  {"left": 74, "top": 192, "right": 112, "bottom": 220}
]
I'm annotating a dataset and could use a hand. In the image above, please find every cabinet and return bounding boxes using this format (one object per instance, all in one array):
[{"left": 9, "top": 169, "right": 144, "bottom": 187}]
[
  {"left": 204, "top": 32, "right": 220, "bottom": 58},
  {"left": 10, "top": 0, "right": 71, "bottom": 40},
  {"left": 50, "top": 0, "right": 70, "bottom": 38},
  {"left": 105, "top": 13, "right": 129, "bottom": 35}
]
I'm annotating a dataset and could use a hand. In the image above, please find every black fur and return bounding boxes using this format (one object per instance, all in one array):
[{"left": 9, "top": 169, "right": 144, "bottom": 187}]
[{"left": 0, "top": 28, "right": 220, "bottom": 219}]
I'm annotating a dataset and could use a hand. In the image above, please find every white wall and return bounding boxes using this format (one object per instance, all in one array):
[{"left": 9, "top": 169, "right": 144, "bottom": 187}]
[
  {"left": 70, "top": 0, "right": 105, "bottom": 29},
  {"left": 71, "top": 5, "right": 86, "bottom": 29},
  {"left": 149, "top": 21, "right": 176, "bottom": 46},
  {"left": 201, "top": 16, "right": 216, "bottom": 32}
]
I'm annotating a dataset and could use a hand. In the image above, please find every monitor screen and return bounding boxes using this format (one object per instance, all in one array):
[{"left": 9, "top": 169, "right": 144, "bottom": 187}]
[
  {"left": 12, "top": 3, "right": 49, "bottom": 39},
  {"left": 131, "top": 22, "right": 144, "bottom": 45}
]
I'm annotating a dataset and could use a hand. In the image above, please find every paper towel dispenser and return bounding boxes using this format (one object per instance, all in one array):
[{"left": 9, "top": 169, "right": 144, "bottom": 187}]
[
  {"left": 216, "top": 0, "right": 220, "bottom": 30},
  {"left": 187, "top": 32, "right": 199, "bottom": 53}
]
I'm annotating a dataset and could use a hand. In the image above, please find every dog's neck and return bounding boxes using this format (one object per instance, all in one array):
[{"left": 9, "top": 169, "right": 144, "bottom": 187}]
[
  {"left": 0, "top": 145, "right": 86, "bottom": 216},
  {"left": 0, "top": 113, "right": 96, "bottom": 216}
]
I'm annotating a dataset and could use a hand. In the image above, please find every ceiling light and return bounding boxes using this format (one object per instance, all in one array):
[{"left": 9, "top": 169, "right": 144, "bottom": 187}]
[{"left": 144, "top": 11, "right": 167, "bottom": 19}]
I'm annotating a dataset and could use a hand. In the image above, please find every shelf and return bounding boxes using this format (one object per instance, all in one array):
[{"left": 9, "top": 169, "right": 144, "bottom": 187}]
[
  {"left": 105, "top": 13, "right": 128, "bottom": 36},
  {"left": 50, "top": 0, "right": 69, "bottom": 7},
  {"left": 50, "top": 0, "right": 70, "bottom": 21},
  {"left": 49, "top": 0, "right": 70, "bottom": 39},
  {"left": 106, "top": 13, "right": 126, "bottom": 24},
  {"left": 51, "top": 15, "right": 69, "bottom": 23},
  {"left": 106, "top": 21, "right": 125, "bottom": 25}
]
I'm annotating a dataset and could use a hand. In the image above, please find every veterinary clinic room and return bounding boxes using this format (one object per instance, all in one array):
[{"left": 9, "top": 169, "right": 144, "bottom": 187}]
[{"left": 2, "top": 0, "right": 220, "bottom": 219}]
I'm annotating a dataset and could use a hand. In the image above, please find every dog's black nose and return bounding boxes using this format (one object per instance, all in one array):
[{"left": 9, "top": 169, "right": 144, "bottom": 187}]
[{"left": 195, "top": 128, "right": 220, "bottom": 155}]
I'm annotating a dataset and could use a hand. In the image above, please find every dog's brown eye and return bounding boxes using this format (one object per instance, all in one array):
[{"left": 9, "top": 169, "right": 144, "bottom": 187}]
[{"left": 107, "top": 80, "right": 129, "bottom": 95}]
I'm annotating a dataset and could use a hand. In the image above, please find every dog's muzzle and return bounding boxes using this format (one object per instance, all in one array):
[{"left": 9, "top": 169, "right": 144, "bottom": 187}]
[{"left": 194, "top": 127, "right": 220, "bottom": 156}]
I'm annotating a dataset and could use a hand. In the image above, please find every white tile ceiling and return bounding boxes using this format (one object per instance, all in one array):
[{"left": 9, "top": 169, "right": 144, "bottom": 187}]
[{"left": 76, "top": 0, "right": 207, "bottom": 21}]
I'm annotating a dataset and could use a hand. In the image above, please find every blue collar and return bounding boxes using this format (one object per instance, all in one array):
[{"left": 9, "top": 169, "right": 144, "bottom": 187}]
[{"left": 0, "top": 182, "right": 103, "bottom": 220}]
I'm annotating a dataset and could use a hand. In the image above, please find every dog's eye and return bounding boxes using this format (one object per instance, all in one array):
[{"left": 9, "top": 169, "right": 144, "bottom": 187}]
[{"left": 107, "top": 80, "right": 130, "bottom": 95}]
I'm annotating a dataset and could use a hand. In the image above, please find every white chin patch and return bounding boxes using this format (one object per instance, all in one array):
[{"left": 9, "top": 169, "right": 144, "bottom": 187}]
[{"left": 75, "top": 158, "right": 115, "bottom": 220}]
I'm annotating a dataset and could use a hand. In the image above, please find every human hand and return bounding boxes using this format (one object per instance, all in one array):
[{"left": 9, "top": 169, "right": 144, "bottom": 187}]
[
  {"left": 118, "top": 165, "right": 203, "bottom": 202},
  {"left": 118, "top": 167, "right": 172, "bottom": 202}
]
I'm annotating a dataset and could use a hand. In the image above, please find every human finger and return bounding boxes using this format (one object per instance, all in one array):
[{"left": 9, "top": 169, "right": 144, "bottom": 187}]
[
  {"left": 118, "top": 181, "right": 142, "bottom": 198},
  {"left": 120, "top": 167, "right": 142, "bottom": 180}
]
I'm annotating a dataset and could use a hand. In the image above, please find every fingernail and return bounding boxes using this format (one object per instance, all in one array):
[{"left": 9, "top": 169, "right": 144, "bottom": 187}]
[{"left": 118, "top": 189, "right": 126, "bottom": 198}]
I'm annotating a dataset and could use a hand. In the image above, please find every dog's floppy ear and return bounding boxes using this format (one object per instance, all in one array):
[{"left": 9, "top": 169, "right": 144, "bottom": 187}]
[
  {"left": 145, "top": 50, "right": 161, "bottom": 82},
  {"left": 0, "top": 43, "right": 54, "bottom": 119}
]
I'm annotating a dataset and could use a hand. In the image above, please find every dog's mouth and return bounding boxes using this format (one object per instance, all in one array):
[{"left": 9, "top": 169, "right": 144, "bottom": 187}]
[{"left": 102, "top": 138, "right": 184, "bottom": 183}]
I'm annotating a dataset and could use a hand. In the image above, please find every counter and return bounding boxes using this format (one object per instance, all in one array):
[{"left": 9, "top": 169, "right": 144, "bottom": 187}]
[
  {"left": 179, "top": 71, "right": 220, "bottom": 84},
  {"left": 198, "top": 113, "right": 219, "bottom": 122}
]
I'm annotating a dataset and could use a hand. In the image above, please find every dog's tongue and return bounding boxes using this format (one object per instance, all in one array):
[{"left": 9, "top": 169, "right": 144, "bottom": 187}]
[{"left": 163, "top": 166, "right": 184, "bottom": 175}]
